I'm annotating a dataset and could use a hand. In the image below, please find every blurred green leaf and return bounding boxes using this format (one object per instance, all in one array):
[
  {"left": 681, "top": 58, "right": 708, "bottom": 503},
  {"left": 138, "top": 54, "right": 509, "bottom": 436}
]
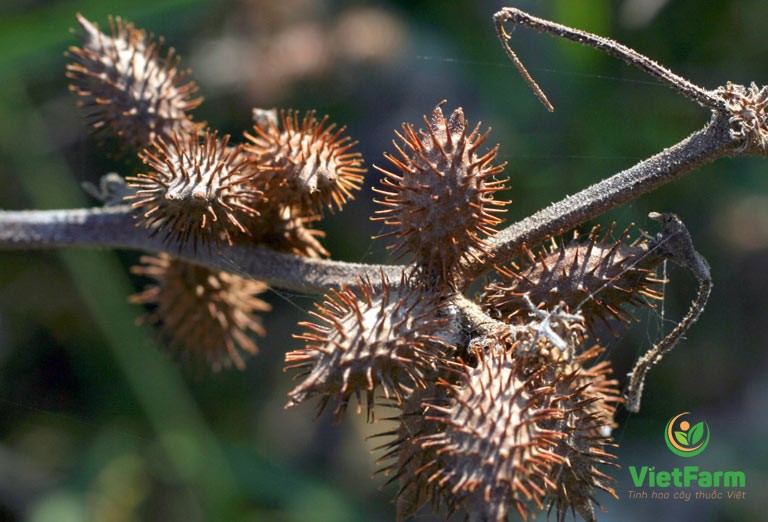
[
  {"left": 0, "top": 0, "right": 208, "bottom": 78},
  {"left": 674, "top": 431, "right": 689, "bottom": 446},
  {"left": 689, "top": 421, "right": 705, "bottom": 446}
]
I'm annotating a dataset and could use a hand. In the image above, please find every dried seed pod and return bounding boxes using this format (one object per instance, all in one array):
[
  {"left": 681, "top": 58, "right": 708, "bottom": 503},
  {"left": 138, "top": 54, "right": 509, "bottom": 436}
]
[
  {"left": 484, "top": 225, "right": 665, "bottom": 339},
  {"left": 66, "top": 14, "right": 202, "bottom": 149},
  {"left": 126, "top": 130, "right": 262, "bottom": 248},
  {"left": 244, "top": 109, "right": 366, "bottom": 214},
  {"left": 236, "top": 206, "right": 329, "bottom": 258},
  {"left": 284, "top": 275, "right": 457, "bottom": 421},
  {"left": 410, "top": 344, "right": 567, "bottom": 521},
  {"left": 373, "top": 376, "right": 458, "bottom": 521},
  {"left": 130, "top": 254, "right": 271, "bottom": 371},
  {"left": 541, "top": 346, "right": 621, "bottom": 522},
  {"left": 373, "top": 101, "right": 508, "bottom": 285},
  {"left": 263, "top": 211, "right": 329, "bottom": 258}
]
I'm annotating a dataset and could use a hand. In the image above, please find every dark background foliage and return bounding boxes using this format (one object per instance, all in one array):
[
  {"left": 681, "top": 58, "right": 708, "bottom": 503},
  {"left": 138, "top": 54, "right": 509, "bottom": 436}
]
[{"left": 0, "top": 1, "right": 765, "bottom": 520}]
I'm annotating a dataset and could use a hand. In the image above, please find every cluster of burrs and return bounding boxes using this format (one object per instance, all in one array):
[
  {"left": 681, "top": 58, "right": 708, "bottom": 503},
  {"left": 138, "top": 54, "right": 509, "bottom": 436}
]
[
  {"left": 284, "top": 103, "right": 698, "bottom": 521},
  {"left": 66, "top": 13, "right": 710, "bottom": 521},
  {"left": 68, "top": 14, "right": 364, "bottom": 370}
]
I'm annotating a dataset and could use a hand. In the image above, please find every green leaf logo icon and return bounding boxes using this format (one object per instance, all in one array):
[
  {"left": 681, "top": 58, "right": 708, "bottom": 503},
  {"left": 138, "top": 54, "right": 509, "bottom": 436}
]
[
  {"left": 689, "top": 421, "right": 704, "bottom": 445},
  {"left": 665, "top": 413, "right": 710, "bottom": 457}
]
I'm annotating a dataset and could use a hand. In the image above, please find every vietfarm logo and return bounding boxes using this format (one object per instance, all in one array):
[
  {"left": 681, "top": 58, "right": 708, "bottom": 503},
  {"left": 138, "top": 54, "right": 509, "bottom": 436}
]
[
  {"left": 665, "top": 412, "right": 710, "bottom": 457},
  {"left": 626, "top": 412, "right": 747, "bottom": 504}
]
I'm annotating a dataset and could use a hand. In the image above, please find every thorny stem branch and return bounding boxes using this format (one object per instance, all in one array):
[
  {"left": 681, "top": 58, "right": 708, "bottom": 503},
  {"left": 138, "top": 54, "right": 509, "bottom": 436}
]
[
  {"left": 0, "top": 111, "right": 740, "bottom": 294},
  {"left": 452, "top": 294, "right": 513, "bottom": 336},
  {"left": 494, "top": 7, "right": 722, "bottom": 111},
  {"left": 624, "top": 213, "right": 713, "bottom": 412},
  {"left": 463, "top": 112, "right": 736, "bottom": 283},
  {"left": 0, "top": 7, "right": 758, "bottom": 299},
  {"left": 626, "top": 272, "right": 712, "bottom": 409},
  {"left": 0, "top": 206, "right": 401, "bottom": 294}
]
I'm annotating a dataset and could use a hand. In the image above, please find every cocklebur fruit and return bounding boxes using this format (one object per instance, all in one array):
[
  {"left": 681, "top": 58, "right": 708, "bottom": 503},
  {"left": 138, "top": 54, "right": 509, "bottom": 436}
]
[
  {"left": 130, "top": 254, "right": 271, "bottom": 371},
  {"left": 284, "top": 275, "right": 457, "bottom": 420},
  {"left": 484, "top": 225, "right": 665, "bottom": 339},
  {"left": 373, "top": 375, "right": 458, "bottom": 521},
  {"left": 126, "top": 130, "right": 262, "bottom": 248},
  {"left": 539, "top": 345, "right": 621, "bottom": 522},
  {"left": 373, "top": 101, "right": 508, "bottom": 286},
  {"left": 410, "top": 341, "right": 567, "bottom": 522},
  {"left": 254, "top": 207, "right": 330, "bottom": 258},
  {"left": 383, "top": 306, "right": 618, "bottom": 522},
  {"left": 244, "top": 109, "right": 366, "bottom": 214},
  {"left": 66, "top": 14, "right": 203, "bottom": 149}
]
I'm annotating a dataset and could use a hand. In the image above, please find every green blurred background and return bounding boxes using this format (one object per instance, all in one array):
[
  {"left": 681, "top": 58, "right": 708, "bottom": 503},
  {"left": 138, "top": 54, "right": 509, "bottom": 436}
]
[{"left": 0, "top": 1, "right": 766, "bottom": 521}]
